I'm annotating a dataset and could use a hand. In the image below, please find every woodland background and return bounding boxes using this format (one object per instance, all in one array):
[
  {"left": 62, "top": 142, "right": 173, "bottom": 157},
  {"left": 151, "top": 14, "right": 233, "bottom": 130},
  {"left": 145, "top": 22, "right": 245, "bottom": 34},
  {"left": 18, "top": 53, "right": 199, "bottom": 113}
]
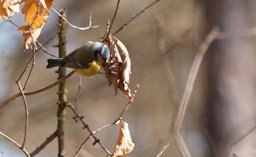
[{"left": 1, "top": 0, "right": 256, "bottom": 157}]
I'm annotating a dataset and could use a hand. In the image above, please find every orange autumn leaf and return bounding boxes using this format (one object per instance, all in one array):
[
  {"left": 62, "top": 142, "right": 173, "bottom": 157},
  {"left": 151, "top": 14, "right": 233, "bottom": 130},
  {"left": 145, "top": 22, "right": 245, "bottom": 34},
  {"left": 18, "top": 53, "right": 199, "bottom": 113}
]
[
  {"left": 19, "top": 0, "right": 54, "bottom": 50},
  {"left": 22, "top": 0, "right": 48, "bottom": 29},
  {"left": 0, "top": 0, "right": 20, "bottom": 19},
  {"left": 112, "top": 121, "right": 134, "bottom": 157},
  {"left": 102, "top": 34, "right": 132, "bottom": 98},
  {"left": 18, "top": 25, "right": 43, "bottom": 50}
]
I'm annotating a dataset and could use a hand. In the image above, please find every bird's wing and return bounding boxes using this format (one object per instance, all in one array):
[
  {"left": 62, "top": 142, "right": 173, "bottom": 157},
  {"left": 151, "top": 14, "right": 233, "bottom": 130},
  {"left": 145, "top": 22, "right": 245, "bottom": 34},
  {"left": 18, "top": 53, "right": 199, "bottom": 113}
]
[{"left": 59, "top": 45, "right": 93, "bottom": 69}]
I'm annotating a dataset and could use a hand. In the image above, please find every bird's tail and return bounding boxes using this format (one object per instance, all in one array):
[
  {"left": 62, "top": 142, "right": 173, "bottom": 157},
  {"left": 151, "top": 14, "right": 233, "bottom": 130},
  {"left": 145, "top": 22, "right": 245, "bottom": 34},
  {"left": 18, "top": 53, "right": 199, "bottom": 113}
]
[{"left": 46, "top": 58, "right": 62, "bottom": 68}]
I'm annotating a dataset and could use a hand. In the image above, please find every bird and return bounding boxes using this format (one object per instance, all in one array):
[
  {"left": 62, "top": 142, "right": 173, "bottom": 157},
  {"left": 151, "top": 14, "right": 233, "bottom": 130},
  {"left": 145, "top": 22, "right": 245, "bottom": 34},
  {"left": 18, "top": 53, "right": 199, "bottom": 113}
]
[{"left": 46, "top": 41, "right": 110, "bottom": 77}]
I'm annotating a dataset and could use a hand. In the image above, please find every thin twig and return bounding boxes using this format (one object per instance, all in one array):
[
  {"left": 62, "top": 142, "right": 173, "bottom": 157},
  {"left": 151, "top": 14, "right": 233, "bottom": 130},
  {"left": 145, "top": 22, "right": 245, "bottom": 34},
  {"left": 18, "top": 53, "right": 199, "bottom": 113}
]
[
  {"left": 72, "top": 84, "right": 139, "bottom": 156},
  {"left": 51, "top": 8, "right": 99, "bottom": 30},
  {"left": 69, "top": 105, "right": 112, "bottom": 156},
  {"left": 103, "top": 0, "right": 120, "bottom": 42},
  {"left": 16, "top": 81, "right": 29, "bottom": 149},
  {"left": 4, "top": 18, "right": 59, "bottom": 58},
  {"left": 166, "top": 28, "right": 192, "bottom": 53},
  {"left": 172, "top": 27, "right": 219, "bottom": 157},
  {"left": 30, "top": 131, "right": 58, "bottom": 156},
  {"left": 74, "top": 77, "right": 82, "bottom": 110},
  {"left": 0, "top": 131, "right": 30, "bottom": 157},
  {"left": 228, "top": 126, "right": 256, "bottom": 157},
  {"left": 216, "top": 27, "right": 256, "bottom": 39},
  {"left": 202, "top": 115, "right": 220, "bottom": 157},
  {"left": 156, "top": 15, "right": 180, "bottom": 107},
  {"left": 0, "top": 70, "right": 75, "bottom": 111},
  {"left": 113, "top": 0, "right": 161, "bottom": 36},
  {"left": 156, "top": 143, "right": 170, "bottom": 157},
  {"left": 74, "top": 135, "right": 92, "bottom": 157}
]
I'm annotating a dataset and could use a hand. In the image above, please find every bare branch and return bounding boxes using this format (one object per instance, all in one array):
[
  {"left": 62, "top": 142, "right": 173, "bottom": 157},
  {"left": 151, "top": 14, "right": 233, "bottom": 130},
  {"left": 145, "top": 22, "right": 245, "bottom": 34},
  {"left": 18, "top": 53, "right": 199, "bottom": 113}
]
[
  {"left": 0, "top": 131, "right": 30, "bottom": 157},
  {"left": 202, "top": 115, "right": 220, "bottom": 157},
  {"left": 30, "top": 131, "right": 58, "bottom": 156},
  {"left": 156, "top": 15, "right": 180, "bottom": 107},
  {"left": 216, "top": 27, "right": 256, "bottom": 39},
  {"left": 15, "top": 81, "right": 29, "bottom": 149},
  {"left": 113, "top": 0, "right": 161, "bottom": 36},
  {"left": 172, "top": 27, "right": 219, "bottom": 157},
  {"left": 228, "top": 126, "right": 256, "bottom": 157},
  {"left": 103, "top": 0, "right": 120, "bottom": 42},
  {"left": 71, "top": 84, "right": 139, "bottom": 156},
  {"left": 51, "top": 8, "right": 99, "bottom": 30},
  {"left": 0, "top": 70, "right": 75, "bottom": 111}
]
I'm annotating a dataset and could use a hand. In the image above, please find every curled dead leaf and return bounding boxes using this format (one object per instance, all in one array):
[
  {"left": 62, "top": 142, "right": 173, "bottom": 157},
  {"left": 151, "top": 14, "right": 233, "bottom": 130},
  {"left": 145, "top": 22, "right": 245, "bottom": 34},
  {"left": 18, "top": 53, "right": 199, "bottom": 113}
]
[
  {"left": 112, "top": 121, "right": 134, "bottom": 157},
  {"left": 0, "top": 0, "right": 20, "bottom": 19},
  {"left": 102, "top": 34, "right": 132, "bottom": 98},
  {"left": 18, "top": 25, "right": 43, "bottom": 50}
]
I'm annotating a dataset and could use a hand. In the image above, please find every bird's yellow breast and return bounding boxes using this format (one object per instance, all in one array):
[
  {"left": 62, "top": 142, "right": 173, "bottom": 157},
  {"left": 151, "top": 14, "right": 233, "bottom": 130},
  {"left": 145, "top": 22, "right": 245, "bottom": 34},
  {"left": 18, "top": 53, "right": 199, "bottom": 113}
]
[{"left": 75, "top": 61, "right": 101, "bottom": 77}]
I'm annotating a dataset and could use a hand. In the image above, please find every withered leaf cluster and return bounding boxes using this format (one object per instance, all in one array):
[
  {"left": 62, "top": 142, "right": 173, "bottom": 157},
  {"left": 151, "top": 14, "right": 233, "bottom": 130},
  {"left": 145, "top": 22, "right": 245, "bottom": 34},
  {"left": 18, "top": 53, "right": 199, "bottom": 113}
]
[
  {"left": 102, "top": 34, "right": 132, "bottom": 98},
  {"left": 0, "top": 0, "right": 55, "bottom": 50}
]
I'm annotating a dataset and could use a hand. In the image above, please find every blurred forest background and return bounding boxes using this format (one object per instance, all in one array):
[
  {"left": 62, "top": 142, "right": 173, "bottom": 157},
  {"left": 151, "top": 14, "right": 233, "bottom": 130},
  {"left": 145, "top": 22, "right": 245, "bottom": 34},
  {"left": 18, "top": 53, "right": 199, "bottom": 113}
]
[{"left": 1, "top": 0, "right": 256, "bottom": 157}]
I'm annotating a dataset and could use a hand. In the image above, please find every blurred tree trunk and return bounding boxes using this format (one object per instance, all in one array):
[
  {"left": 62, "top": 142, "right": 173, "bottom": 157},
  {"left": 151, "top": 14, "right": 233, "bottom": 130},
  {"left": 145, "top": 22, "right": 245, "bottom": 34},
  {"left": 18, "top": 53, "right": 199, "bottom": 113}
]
[{"left": 205, "top": 1, "right": 256, "bottom": 156}]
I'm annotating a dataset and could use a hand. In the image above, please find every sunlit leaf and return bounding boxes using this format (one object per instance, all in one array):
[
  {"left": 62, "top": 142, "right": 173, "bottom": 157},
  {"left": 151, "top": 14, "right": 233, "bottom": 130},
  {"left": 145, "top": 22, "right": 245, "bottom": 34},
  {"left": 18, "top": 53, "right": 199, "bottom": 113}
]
[{"left": 0, "top": 0, "right": 20, "bottom": 19}]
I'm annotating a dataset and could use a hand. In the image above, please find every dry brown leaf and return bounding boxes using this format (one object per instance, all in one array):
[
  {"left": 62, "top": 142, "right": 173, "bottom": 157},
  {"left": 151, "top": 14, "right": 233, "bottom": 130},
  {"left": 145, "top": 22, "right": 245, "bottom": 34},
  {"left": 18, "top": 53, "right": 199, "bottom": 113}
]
[
  {"left": 114, "top": 36, "right": 132, "bottom": 98},
  {"left": 112, "top": 121, "right": 134, "bottom": 157},
  {"left": 0, "top": 0, "right": 20, "bottom": 19},
  {"left": 102, "top": 34, "right": 132, "bottom": 98},
  {"left": 21, "top": 0, "right": 54, "bottom": 29},
  {"left": 18, "top": 25, "right": 43, "bottom": 50}
]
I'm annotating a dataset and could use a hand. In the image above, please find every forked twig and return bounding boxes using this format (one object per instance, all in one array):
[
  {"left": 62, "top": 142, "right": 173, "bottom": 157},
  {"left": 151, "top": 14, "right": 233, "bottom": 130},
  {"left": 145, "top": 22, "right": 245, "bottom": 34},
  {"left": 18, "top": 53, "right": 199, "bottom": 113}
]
[
  {"left": 0, "top": 131, "right": 30, "bottom": 157},
  {"left": 113, "top": 0, "right": 161, "bottom": 36},
  {"left": 172, "top": 27, "right": 219, "bottom": 157},
  {"left": 51, "top": 8, "right": 99, "bottom": 30}
]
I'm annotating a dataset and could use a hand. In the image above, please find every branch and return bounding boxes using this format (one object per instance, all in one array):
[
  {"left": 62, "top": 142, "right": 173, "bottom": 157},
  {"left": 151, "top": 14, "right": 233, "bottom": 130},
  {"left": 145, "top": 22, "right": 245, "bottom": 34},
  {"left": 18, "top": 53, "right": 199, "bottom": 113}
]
[
  {"left": 172, "top": 27, "right": 219, "bottom": 157},
  {"left": 51, "top": 8, "right": 99, "bottom": 30},
  {"left": 0, "top": 131, "right": 30, "bottom": 157},
  {"left": 15, "top": 81, "right": 29, "bottom": 149},
  {"left": 216, "top": 26, "right": 256, "bottom": 39},
  {"left": 57, "top": 9, "right": 67, "bottom": 157},
  {"left": 228, "top": 126, "right": 256, "bottom": 157},
  {"left": 156, "top": 15, "right": 180, "bottom": 107},
  {"left": 103, "top": 0, "right": 120, "bottom": 42},
  {"left": 113, "top": 0, "right": 161, "bottom": 36},
  {"left": 30, "top": 131, "right": 57, "bottom": 156},
  {"left": 203, "top": 115, "right": 220, "bottom": 157},
  {"left": 71, "top": 84, "right": 139, "bottom": 156},
  {"left": 0, "top": 70, "right": 75, "bottom": 111}
]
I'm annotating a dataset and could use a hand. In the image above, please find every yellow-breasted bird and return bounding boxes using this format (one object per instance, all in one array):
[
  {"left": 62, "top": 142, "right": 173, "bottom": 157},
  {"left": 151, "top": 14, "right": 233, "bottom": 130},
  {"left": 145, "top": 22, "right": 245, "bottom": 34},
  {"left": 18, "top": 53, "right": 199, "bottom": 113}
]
[{"left": 46, "top": 41, "right": 110, "bottom": 77}]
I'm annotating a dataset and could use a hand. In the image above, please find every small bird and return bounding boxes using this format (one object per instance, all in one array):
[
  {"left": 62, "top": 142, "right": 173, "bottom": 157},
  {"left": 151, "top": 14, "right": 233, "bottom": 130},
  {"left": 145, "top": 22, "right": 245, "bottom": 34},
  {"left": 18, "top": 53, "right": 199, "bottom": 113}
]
[{"left": 46, "top": 41, "right": 110, "bottom": 77}]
